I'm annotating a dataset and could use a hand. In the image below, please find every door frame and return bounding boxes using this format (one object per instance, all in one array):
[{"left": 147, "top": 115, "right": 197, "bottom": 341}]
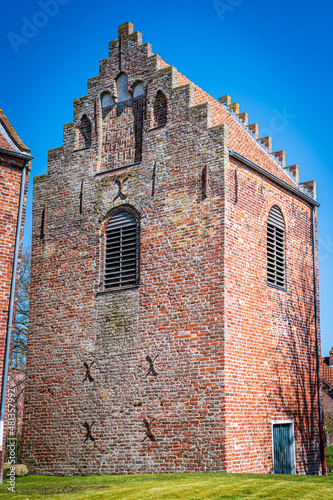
[{"left": 271, "top": 420, "right": 296, "bottom": 474}]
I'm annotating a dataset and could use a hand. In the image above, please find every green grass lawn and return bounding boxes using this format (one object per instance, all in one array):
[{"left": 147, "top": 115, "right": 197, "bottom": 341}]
[{"left": 0, "top": 472, "right": 332, "bottom": 500}]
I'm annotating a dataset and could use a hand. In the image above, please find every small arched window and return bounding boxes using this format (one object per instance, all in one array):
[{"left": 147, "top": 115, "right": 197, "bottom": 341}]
[
  {"left": 101, "top": 92, "right": 114, "bottom": 110},
  {"left": 133, "top": 82, "right": 144, "bottom": 98},
  {"left": 267, "top": 205, "right": 285, "bottom": 288},
  {"left": 78, "top": 115, "right": 91, "bottom": 149},
  {"left": 116, "top": 73, "right": 132, "bottom": 103},
  {"left": 153, "top": 91, "right": 167, "bottom": 128},
  {"left": 104, "top": 211, "right": 139, "bottom": 290}
]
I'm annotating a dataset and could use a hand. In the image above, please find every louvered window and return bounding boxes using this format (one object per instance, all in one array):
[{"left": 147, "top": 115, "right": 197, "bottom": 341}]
[
  {"left": 105, "top": 211, "right": 138, "bottom": 290},
  {"left": 267, "top": 205, "right": 285, "bottom": 288}
]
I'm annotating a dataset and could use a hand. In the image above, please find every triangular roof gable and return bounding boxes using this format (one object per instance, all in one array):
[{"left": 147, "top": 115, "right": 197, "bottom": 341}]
[{"left": 0, "top": 108, "right": 30, "bottom": 155}]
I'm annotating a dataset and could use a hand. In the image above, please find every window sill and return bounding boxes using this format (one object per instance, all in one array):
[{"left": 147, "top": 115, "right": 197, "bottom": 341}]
[
  {"left": 148, "top": 124, "right": 167, "bottom": 132},
  {"left": 96, "top": 285, "right": 140, "bottom": 296},
  {"left": 73, "top": 146, "right": 91, "bottom": 152},
  {"left": 267, "top": 282, "right": 287, "bottom": 292},
  {"left": 95, "top": 162, "right": 141, "bottom": 177}
]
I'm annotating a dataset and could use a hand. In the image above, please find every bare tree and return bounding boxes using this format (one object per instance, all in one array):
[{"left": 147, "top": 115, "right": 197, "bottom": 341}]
[
  {"left": 12, "top": 246, "right": 31, "bottom": 370},
  {"left": 324, "top": 411, "right": 333, "bottom": 447},
  {"left": 5, "top": 246, "right": 31, "bottom": 459}
]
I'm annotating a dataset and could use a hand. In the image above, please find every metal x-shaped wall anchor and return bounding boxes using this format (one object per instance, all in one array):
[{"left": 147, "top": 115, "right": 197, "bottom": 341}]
[
  {"left": 114, "top": 175, "right": 130, "bottom": 201},
  {"left": 82, "top": 421, "right": 95, "bottom": 443},
  {"left": 83, "top": 361, "right": 95, "bottom": 383},
  {"left": 145, "top": 355, "right": 159, "bottom": 377},
  {"left": 142, "top": 418, "right": 156, "bottom": 442}
]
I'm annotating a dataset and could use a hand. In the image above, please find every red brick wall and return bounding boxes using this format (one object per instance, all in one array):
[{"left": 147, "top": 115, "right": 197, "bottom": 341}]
[
  {"left": 22, "top": 22, "right": 321, "bottom": 476},
  {"left": 223, "top": 158, "right": 320, "bottom": 474}
]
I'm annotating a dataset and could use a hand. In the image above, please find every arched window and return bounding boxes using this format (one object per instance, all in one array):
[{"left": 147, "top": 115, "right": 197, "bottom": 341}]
[
  {"left": 153, "top": 91, "right": 167, "bottom": 128},
  {"left": 116, "top": 73, "right": 131, "bottom": 103},
  {"left": 78, "top": 115, "right": 91, "bottom": 149},
  {"left": 267, "top": 205, "right": 285, "bottom": 288},
  {"left": 101, "top": 92, "right": 114, "bottom": 110},
  {"left": 104, "top": 211, "right": 139, "bottom": 290},
  {"left": 133, "top": 82, "right": 144, "bottom": 98}
]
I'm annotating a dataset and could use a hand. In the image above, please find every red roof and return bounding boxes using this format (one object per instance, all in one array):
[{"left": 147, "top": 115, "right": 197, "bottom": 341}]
[
  {"left": 0, "top": 108, "right": 30, "bottom": 155},
  {"left": 321, "top": 358, "right": 333, "bottom": 388}
]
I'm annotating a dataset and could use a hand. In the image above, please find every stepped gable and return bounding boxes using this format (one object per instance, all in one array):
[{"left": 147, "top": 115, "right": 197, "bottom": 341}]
[
  {"left": 113, "top": 24, "right": 313, "bottom": 198},
  {"left": 0, "top": 108, "right": 31, "bottom": 154},
  {"left": 56, "top": 21, "right": 314, "bottom": 200}
]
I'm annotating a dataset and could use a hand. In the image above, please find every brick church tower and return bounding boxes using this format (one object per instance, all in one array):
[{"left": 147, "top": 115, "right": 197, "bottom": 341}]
[{"left": 23, "top": 22, "right": 322, "bottom": 475}]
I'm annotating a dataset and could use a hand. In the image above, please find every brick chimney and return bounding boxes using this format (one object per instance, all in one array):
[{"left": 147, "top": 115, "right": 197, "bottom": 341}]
[{"left": 330, "top": 347, "right": 333, "bottom": 367}]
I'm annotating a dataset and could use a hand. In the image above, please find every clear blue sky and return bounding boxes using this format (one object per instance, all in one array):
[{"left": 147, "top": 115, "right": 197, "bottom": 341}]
[{"left": 1, "top": 0, "right": 332, "bottom": 355}]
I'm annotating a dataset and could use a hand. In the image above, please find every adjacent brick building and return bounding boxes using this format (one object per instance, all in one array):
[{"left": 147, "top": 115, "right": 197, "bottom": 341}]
[
  {"left": 23, "top": 22, "right": 322, "bottom": 475},
  {"left": 0, "top": 109, "right": 31, "bottom": 467},
  {"left": 322, "top": 350, "right": 333, "bottom": 446}
]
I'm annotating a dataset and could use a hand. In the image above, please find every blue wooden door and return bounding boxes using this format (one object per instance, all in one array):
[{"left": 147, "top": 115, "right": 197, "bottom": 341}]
[{"left": 273, "top": 423, "right": 294, "bottom": 474}]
